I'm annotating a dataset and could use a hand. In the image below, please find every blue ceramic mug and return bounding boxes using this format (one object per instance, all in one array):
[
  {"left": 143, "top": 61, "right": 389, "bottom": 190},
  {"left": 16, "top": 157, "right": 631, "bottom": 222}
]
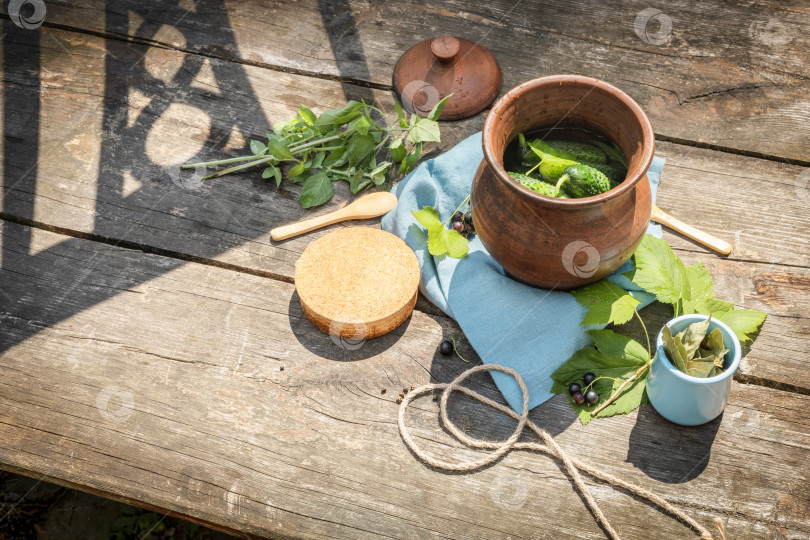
[{"left": 647, "top": 314, "right": 741, "bottom": 426}]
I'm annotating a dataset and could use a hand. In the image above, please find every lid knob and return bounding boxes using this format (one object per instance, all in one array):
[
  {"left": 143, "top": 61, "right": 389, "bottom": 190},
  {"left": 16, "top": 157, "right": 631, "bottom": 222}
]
[{"left": 430, "top": 35, "right": 460, "bottom": 63}]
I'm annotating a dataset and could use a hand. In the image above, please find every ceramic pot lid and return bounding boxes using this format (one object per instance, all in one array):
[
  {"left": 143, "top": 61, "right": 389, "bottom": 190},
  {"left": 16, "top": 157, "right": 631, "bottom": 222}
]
[{"left": 393, "top": 36, "right": 502, "bottom": 121}]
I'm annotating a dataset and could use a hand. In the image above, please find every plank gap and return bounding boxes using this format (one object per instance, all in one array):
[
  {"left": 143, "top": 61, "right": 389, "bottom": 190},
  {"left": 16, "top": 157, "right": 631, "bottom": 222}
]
[
  {"left": 655, "top": 134, "right": 810, "bottom": 168},
  {"left": 3, "top": 212, "right": 807, "bottom": 400},
  {"left": 734, "top": 373, "right": 810, "bottom": 397},
  {"left": 28, "top": 19, "right": 395, "bottom": 92},
  {"left": 17, "top": 16, "right": 807, "bottom": 166},
  {"left": 0, "top": 211, "right": 295, "bottom": 284}
]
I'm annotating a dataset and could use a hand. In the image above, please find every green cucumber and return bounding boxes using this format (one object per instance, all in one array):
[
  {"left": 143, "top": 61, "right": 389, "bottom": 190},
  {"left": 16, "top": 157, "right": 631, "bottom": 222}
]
[
  {"left": 518, "top": 133, "right": 537, "bottom": 164},
  {"left": 557, "top": 164, "right": 612, "bottom": 198},
  {"left": 547, "top": 140, "right": 606, "bottom": 164},
  {"left": 592, "top": 140, "right": 628, "bottom": 168},
  {"left": 508, "top": 172, "right": 560, "bottom": 197},
  {"left": 580, "top": 160, "right": 627, "bottom": 184}
]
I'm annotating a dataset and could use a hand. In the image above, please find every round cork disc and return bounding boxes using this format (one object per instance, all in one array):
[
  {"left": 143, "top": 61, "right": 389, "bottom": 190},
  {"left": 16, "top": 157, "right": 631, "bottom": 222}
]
[{"left": 295, "top": 228, "right": 420, "bottom": 340}]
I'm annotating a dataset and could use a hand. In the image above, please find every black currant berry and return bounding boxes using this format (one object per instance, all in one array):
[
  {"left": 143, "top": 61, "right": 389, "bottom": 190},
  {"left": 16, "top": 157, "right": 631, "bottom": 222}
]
[
  {"left": 464, "top": 211, "right": 473, "bottom": 226},
  {"left": 452, "top": 211, "right": 464, "bottom": 222},
  {"left": 584, "top": 390, "right": 599, "bottom": 405},
  {"left": 572, "top": 392, "right": 585, "bottom": 405},
  {"left": 451, "top": 221, "right": 464, "bottom": 233},
  {"left": 583, "top": 372, "right": 596, "bottom": 385},
  {"left": 568, "top": 382, "right": 581, "bottom": 395},
  {"left": 438, "top": 340, "right": 453, "bottom": 356}
]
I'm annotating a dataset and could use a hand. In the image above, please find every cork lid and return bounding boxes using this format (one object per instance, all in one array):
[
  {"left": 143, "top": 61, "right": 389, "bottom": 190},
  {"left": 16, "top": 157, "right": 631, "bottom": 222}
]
[
  {"left": 295, "top": 228, "right": 420, "bottom": 341},
  {"left": 393, "top": 35, "right": 502, "bottom": 121}
]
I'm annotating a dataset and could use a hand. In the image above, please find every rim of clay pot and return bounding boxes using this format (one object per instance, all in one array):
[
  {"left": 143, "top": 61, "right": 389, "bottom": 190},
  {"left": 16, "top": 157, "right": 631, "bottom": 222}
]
[{"left": 482, "top": 75, "right": 655, "bottom": 208}]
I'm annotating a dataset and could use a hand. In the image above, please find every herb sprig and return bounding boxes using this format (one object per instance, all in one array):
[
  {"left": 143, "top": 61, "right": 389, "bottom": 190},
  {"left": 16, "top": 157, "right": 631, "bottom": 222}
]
[
  {"left": 551, "top": 235, "right": 767, "bottom": 425},
  {"left": 183, "top": 96, "right": 451, "bottom": 208}
]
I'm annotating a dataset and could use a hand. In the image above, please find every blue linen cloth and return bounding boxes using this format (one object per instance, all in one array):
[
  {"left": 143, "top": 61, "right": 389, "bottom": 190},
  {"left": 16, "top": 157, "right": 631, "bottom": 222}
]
[{"left": 381, "top": 132, "right": 665, "bottom": 412}]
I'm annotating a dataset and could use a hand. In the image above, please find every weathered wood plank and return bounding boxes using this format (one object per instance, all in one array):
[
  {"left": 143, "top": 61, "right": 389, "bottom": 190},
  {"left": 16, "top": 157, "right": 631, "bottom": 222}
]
[
  {"left": 653, "top": 142, "right": 810, "bottom": 268},
  {"left": 5, "top": 27, "right": 809, "bottom": 271},
  {"left": 44, "top": 0, "right": 810, "bottom": 162},
  {"left": 1, "top": 222, "right": 808, "bottom": 539},
  {"left": 1, "top": 26, "right": 808, "bottom": 391},
  {"left": 0, "top": 24, "right": 474, "bottom": 280},
  {"left": 5, "top": 25, "right": 810, "bottom": 272}
]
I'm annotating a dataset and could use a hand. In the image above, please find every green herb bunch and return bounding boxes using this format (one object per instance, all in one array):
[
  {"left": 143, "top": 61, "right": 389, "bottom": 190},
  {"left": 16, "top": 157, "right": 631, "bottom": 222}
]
[
  {"left": 551, "top": 235, "right": 767, "bottom": 425},
  {"left": 183, "top": 96, "right": 451, "bottom": 208}
]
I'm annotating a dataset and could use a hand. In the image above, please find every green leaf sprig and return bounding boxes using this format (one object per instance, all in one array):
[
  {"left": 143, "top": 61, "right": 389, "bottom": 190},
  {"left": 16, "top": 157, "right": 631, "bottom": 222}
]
[
  {"left": 183, "top": 96, "right": 451, "bottom": 208},
  {"left": 550, "top": 328, "right": 651, "bottom": 426},
  {"left": 411, "top": 195, "right": 472, "bottom": 259},
  {"left": 551, "top": 234, "right": 767, "bottom": 425},
  {"left": 626, "top": 235, "right": 767, "bottom": 342}
]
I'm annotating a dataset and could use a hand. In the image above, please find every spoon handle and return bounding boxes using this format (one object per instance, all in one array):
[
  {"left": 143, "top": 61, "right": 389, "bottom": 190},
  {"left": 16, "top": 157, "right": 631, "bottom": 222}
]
[
  {"left": 271, "top": 208, "right": 349, "bottom": 241},
  {"left": 271, "top": 192, "right": 398, "bottom": 242},
  {"left": 650, "top": 204, "right": 732, "bottom": 255}
]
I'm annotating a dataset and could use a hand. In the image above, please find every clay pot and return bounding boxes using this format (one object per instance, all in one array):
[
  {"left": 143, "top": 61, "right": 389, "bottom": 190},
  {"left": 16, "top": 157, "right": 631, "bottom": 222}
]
[{"left": 471, "top": 75, "right": 654, "bottom": 289}]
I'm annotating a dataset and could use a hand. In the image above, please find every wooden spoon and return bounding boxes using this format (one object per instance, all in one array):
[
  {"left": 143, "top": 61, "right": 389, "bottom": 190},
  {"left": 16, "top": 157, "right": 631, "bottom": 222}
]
[
  {"left": 650, "top": 204, "right": 732, "bottom": 255},
  {"left": 271, "top": 192, "right": 398, "bottom": 241}
]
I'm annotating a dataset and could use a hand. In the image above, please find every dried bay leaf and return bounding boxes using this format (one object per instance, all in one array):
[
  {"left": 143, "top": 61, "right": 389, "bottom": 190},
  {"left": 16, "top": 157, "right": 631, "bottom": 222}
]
[
  {"left": 700, "top": 328, "right": 728, "bottom": 372},
  {"left": 665, "top": 319, "right": 728, "bottom": 378},
  {"left": 662, "top": 326, "right": 688, "bottom": 373},
  {"left": 675, "top": 316, "right": 711, "bottom": 360},
  {"left": 686, "top": 357, "right": 716, "bottom": 378},
  {"left": 702, "top": 327, "right": 724, "bottom": 350}
]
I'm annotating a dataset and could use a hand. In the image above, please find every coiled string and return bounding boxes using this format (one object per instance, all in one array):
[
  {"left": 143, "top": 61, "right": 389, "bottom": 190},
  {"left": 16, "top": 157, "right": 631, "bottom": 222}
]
[{"left": 397, "top": 364, "right": 718, "bottom": 540}]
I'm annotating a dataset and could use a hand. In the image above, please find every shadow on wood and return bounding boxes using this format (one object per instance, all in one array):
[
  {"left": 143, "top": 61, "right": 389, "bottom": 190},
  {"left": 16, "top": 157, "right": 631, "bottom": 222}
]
[
  {"left": 626, "top": 405, "right": 721, "bottom": 483},
  {"left": 0, "top": 0, "right": 382, "bottom": 357},
  {"left": 287, "top": 290, "right": 413, "bottom": 361}
]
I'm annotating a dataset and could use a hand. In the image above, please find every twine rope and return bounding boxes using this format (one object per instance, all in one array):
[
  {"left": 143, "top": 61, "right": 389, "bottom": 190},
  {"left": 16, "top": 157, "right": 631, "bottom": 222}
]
[{"left": 397, "top": 364, "right": 717, "bottom": 540}]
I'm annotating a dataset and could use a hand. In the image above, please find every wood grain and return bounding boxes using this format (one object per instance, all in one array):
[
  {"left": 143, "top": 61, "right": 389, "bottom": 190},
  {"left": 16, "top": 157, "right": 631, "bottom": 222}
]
[
  {"left": 1, "top": 26, "right": 808, "bottom": 392},
  {"left": 0, "top": 25, "right": 476, "bottom": 279},
  {"left": 1, "top": 222, "right": 808, "bottom": 539},
  {"left": 1, "top": 2, "right": 808, "bottom": 538},
  {"left": 43, "top": 0, "right": 810, "bottom": 163}
]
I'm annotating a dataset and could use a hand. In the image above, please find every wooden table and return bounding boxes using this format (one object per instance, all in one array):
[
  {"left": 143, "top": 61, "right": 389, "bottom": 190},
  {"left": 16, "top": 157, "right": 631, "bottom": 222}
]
[{"left": 1, "top": 1, "right": 809, "bottom": 538}]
